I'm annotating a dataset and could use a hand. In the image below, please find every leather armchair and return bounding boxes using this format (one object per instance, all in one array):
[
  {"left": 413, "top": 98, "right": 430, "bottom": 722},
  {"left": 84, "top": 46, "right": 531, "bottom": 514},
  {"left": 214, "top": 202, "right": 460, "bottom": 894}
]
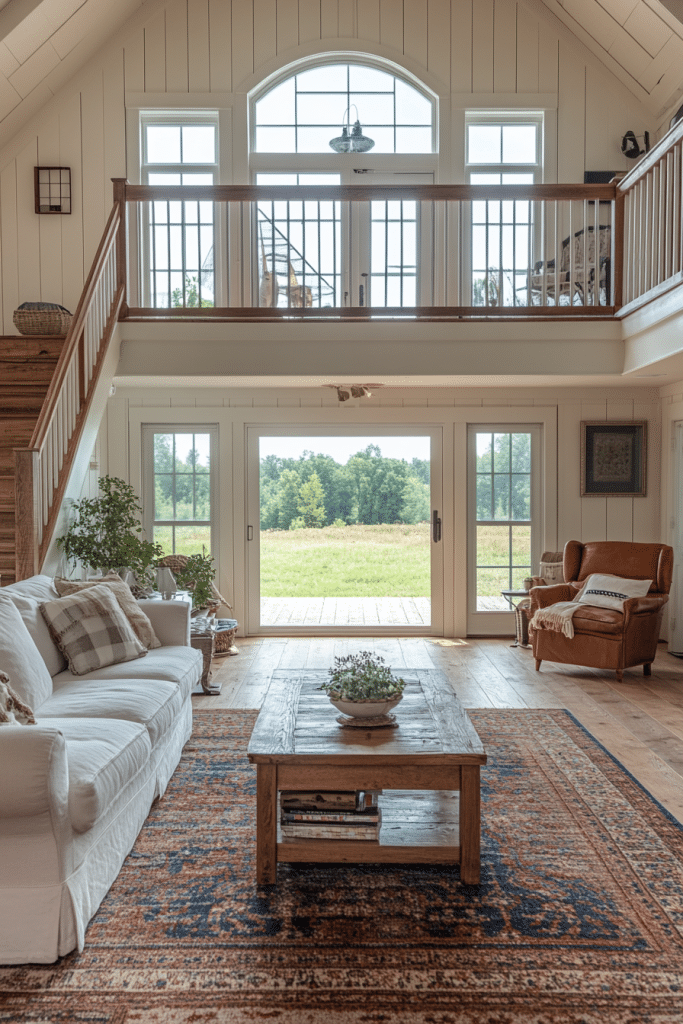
[{"left": 529, "top": 540, "right": 673, "bottom": 682}]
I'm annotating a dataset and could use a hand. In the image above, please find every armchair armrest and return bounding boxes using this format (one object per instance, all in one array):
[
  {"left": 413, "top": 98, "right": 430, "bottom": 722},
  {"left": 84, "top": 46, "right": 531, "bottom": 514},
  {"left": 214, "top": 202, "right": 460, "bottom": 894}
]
[
  {"left": 623, "top": 594, "right": 669, "bottom": 621},
  {"left": 529, "top": 583, "right": 572, "bottom": 612},
  {"left": 138, "top": 598, "right": 192, "bottom": 646}
]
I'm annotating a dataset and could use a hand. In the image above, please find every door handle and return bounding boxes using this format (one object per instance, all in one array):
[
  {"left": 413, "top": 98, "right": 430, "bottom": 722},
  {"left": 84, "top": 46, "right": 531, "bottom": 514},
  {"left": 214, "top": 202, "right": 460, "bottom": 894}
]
[
  {"left": 247, "top": 525, "right": 253, "bottom": 541},
  {"left": 432, "top": 510, "right": 441, "bottom": 543}
]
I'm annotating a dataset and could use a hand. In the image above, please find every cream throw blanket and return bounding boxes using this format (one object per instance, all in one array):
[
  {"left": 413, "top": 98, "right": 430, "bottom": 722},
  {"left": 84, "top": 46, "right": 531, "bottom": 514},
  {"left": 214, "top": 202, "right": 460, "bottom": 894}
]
[{"left": 530, "top": 601, "right": 581, "bottom": 639}]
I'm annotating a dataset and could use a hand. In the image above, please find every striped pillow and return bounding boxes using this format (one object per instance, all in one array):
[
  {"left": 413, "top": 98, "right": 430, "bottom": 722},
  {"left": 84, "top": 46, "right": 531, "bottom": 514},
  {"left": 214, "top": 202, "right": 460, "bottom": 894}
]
[
  {"left": 576, "top": 573, "right": 652, "bottom": 611},
  {"left": 40, "top": 584, "right": 147, "bottom": 676}
]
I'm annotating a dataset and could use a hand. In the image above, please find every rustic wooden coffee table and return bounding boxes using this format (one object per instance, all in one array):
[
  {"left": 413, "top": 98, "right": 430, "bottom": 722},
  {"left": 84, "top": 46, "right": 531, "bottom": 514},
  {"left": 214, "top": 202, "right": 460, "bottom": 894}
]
[{"left": 247, "top": 669, "right": 487, "bottom": 884}]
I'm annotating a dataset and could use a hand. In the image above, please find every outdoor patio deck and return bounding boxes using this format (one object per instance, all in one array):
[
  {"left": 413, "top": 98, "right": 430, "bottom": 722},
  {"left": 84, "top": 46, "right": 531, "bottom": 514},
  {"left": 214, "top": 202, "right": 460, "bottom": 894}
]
[
  {"left": 260, "top": 596, "right": 432, "bottom": 627},
  {"left": 260, "top": 595, "right": 511, "bottom": 627}
]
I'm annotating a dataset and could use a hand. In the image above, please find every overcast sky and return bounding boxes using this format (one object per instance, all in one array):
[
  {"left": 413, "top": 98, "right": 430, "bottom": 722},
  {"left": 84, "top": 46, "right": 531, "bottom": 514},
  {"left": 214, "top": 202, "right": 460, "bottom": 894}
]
[{"left": 259, "top": 435, "right": 430, "bottom": 465}]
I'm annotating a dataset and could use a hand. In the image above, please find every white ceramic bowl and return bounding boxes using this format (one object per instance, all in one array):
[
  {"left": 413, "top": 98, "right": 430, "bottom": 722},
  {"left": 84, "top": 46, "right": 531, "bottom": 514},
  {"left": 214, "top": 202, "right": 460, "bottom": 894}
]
[{"left": 330, "top": 696, "right": 402, "bottom": 718}]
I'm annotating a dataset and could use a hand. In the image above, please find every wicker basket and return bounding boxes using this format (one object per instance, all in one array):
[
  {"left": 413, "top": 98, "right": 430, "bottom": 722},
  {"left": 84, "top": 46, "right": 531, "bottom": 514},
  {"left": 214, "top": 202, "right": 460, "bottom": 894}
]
[
  {"left": 13, "top": 304, "right": 73, "bottom": 337},
  {"left": 214, "top": 619, "right": 238, "bottom": 656}
]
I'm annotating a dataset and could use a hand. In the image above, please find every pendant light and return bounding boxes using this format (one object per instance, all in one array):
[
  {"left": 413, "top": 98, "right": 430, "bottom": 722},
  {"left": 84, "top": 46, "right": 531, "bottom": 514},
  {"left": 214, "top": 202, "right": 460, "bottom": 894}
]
[{"left": 329, "top": 105, "right": 375, "bottom": 153}]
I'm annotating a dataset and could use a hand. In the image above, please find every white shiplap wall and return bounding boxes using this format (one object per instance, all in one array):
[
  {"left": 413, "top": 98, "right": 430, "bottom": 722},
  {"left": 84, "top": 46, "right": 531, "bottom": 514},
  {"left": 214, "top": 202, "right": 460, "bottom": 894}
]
[
  {"left": 0, "top": 0, "right": 653, "bottom": 331},
  {"left": 105, "top": 383, "right": 662, "bottom": 636}
]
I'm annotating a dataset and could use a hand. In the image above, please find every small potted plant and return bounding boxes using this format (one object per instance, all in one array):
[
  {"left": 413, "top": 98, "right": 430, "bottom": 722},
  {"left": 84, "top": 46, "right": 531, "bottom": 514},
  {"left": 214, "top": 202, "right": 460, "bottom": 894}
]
[{"left": 319, "top": 651, "right": 406, "bottom": 719}]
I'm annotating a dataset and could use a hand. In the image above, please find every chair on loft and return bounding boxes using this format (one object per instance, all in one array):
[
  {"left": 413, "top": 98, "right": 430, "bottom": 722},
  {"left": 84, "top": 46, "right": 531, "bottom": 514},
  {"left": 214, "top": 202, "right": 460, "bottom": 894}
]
[
  {"left": 527, "top": 224, "right": 612, "bottom": 306},
  {"left": 529, "top": 540, "right": 673, "bottom": 682},
  {"left": 258, "top": 215, "right": 336, "bottom": 309}
]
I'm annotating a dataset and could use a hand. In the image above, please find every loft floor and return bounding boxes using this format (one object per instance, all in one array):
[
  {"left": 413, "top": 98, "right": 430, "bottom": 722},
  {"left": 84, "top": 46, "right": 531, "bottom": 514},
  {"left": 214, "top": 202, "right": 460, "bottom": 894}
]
[{"left": 195, "top": 636, "right": 683, "bottom": 827}]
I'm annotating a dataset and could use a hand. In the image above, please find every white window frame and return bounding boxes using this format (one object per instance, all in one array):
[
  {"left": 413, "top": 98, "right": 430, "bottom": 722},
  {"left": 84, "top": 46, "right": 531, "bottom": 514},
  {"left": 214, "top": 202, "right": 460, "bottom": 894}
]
[
  {"left": 142, "top": 424, "right": 219, "bottom": 560},
  {"left": 249, "top": 61, "right": 438, "bottom": 309},
  {"left": 466, "top": 423, "right": 542, "bottom": 636},
  {"left": 249, "top": 58, "right": 437, "bottom": 160},
  {"left": 464, "top": 110, "right": 544, "bottom": 308},
  {"left": 126, "top": 108, "right": 227, "bottom": 308}
]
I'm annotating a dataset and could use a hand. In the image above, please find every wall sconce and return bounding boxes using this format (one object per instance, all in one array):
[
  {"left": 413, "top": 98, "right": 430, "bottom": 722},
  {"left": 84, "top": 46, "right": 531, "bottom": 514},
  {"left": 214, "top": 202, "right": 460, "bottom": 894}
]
[
  {"left": 620, "top": 131, "right": 650, "bottom": 160},
  {"left": 34, "top": 167, "right": 71, "bottom": 214}
]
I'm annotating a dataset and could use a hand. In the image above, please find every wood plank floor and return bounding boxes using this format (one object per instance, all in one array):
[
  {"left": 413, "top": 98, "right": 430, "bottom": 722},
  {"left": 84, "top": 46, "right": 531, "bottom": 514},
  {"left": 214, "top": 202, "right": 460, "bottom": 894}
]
[{"left": 194, "top": 637, "right": 683, "bottom": 826}]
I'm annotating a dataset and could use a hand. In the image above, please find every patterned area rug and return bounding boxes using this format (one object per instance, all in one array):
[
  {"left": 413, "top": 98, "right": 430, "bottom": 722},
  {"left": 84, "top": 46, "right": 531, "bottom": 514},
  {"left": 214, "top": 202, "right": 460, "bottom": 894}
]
[{"left": 2, "top": 709, "right": 683, "bottom": 1024}]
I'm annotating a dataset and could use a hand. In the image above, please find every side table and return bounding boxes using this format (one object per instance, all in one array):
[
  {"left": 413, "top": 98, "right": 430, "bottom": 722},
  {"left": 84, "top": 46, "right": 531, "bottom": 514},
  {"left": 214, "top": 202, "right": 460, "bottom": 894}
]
[
  {"left": 500, "top": 589, "right": 532, "bottom": 648},
  {"left": 190, "top": 616, "right": 221, "bottom": 694}
]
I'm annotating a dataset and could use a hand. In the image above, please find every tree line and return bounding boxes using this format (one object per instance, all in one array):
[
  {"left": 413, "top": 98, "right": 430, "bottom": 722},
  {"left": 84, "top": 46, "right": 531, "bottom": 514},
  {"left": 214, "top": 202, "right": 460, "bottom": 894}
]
[{"left": 260, "top": 445, "right": 430, "bottom": 530}]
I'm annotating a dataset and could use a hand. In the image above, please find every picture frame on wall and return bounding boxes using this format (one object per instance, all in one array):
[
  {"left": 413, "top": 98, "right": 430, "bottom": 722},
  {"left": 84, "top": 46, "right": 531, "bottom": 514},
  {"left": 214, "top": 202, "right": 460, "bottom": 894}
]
[{"left": 580, "top": 421, "right": 647, "bottom": 497}]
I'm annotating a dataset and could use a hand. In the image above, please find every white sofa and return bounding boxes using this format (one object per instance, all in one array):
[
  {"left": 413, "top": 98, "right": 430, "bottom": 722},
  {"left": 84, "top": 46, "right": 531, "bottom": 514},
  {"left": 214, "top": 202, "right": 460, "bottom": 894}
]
[{"left": 0, "top": 575, "right": 203, "bottom": 964}]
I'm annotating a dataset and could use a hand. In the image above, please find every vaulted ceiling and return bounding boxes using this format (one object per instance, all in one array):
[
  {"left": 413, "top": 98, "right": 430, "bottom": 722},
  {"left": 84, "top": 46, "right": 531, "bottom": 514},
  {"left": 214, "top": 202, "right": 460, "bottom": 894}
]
[{"left": 0, "top": 0, "right": 681, "bottom": 151}]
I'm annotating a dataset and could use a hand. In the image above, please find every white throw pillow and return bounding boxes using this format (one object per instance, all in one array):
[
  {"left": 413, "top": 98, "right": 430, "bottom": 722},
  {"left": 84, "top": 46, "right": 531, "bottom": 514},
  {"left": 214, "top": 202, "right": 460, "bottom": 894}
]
[
  {"left": 0, "top": 595, "right": 54, "bottom": 709},
  {"left": 576, "top": 573, "right": 652, "bottom": 611},
  {"left": 40, "top": 584, "right": 147, "bottom": 676},
  {"left": 0, "top": 670, "right": 36, "bottom": 725}
]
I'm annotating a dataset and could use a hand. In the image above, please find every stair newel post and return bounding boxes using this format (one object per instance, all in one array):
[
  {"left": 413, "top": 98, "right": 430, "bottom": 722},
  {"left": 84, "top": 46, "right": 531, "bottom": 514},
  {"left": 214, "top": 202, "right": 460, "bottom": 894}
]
[
  {"left": 112, "top": 178, "right": 129, "bottom": 318},
  {"left": 14, "top": 448, "right": 41, "bottom": 580}
]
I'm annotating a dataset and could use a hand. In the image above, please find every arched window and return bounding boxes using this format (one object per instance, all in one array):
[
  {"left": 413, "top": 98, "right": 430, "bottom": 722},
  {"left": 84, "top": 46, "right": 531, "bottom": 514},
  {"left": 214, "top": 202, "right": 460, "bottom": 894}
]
[{"left": 253, "top": 62, "right": 435, "bottom": 155}]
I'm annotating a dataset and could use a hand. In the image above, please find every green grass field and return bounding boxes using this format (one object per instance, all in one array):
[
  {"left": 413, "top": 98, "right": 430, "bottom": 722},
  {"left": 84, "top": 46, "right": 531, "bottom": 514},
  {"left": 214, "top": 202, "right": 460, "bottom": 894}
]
[
  {"left": 260, "top": 523, "right": 430, "bottom": 597},
  {"left": 158, "top": 522, "right": 531, "bottom": 599}
]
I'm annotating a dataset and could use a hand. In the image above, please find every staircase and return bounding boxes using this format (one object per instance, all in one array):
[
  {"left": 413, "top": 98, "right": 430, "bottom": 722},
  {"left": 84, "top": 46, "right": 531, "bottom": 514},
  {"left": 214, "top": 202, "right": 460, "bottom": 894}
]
[
  {"left": 0, "top": 336, "right": 65, "bottom": 585},
  {"left": 6, "top": 198, "right": 125, "bottom": 583}
]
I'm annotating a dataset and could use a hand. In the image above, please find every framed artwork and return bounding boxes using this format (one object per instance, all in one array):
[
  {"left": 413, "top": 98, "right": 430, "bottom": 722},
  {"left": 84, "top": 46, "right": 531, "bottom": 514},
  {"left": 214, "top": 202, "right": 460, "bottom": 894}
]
[{"left": 580, "top": 421, "right": 647, "bottom": 497}]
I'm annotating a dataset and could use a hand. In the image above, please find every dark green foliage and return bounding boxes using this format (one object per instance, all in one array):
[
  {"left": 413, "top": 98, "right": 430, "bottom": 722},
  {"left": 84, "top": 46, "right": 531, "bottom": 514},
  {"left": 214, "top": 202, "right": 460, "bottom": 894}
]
[
  {"left": 260, "top": 447, "right": 430, "bottom": 529},
  {"left": 319, "top": 650, "right": 406, "bottom": 700},
  {"left": 58, "top": 476, "right": 162, "bottom": 584},
  {"left": 168, "top": 551, "right": 216, "bottom": 609}
]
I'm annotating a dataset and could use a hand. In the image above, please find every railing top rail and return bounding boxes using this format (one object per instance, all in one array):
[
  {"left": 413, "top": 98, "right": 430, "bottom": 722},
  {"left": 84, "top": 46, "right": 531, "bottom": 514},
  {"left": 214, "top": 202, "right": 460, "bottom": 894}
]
[
  {"left": 618, "top": 117, "right": 683, "bottom": 192},
  {"left": 30, "top": 201, "right": 121, "bottom": 451},
  {"left": 122, "top": 182, "right": 617, "bottom": 203}
]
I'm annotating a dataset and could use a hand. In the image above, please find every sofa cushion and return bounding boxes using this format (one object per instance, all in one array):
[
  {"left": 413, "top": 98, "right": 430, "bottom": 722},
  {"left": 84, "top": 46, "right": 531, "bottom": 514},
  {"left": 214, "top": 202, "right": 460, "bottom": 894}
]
[
  {"left": 36, "top": 717, "right": 151, "bottom": 832},
  {"left": 54, "top": 572, "right": 161, "bottom": 650},
  {"left": 2, "top": 576, "right": 66, "bottom": 676},
  {"left": 0, "top": 671, "right": 36, "bottom": 725},
  {"left": 40, "top": 585, "right": 147, "bottom": 676},
  {"left": 38, "top": 678, "right": 184, "bottom": 747},
  {"left": 0, "top": 596, "right": 54, "bottom": 710},
  {"left": 51, "top": 646, "right": 202, "bottom": 699}
]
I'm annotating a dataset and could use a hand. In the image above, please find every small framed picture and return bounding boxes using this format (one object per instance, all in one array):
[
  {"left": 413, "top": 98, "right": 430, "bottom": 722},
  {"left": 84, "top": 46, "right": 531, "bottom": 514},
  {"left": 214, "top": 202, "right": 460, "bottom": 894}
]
[{"left": 581, "top": 421, "right": 647, "bottom": 497}]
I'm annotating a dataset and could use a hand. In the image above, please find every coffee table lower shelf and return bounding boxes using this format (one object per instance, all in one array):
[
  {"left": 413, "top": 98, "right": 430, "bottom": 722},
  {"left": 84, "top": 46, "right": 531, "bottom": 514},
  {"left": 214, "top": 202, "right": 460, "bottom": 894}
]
[{"left": 272, "top": 789, "right": 464, "bottom": 871}]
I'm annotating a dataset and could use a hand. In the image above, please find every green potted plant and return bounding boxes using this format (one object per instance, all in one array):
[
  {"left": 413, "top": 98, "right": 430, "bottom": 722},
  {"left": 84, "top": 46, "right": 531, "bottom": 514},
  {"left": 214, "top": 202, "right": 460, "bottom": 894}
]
[
  {"left": 319, "top": 651, "right": 406, "bottom": 719},
  {"left": 57, "top": 475, "right": 162, "bottom": 588},
  {"left": 162, "top": 551, "right": 216, "bottom": 610}
]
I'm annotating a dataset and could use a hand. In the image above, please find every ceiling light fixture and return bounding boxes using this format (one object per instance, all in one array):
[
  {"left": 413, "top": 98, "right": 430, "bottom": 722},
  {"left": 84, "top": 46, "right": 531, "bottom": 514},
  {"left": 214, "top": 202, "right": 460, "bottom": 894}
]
[
  {"left": 326, "top": 383, "right": 379, "bottom": 402},
  {"left": 329, "top": 106, "right": 375, "bottom": 153}
]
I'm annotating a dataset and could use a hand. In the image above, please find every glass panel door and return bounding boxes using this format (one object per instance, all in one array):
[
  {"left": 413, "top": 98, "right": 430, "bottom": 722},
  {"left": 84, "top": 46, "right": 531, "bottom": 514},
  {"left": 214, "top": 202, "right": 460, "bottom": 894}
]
[
  {"left": 467, "top": 425, "right": 541, "bottom": 636},
  {"left": 246, "top": 427, "right": 443, "bottom": 635}
]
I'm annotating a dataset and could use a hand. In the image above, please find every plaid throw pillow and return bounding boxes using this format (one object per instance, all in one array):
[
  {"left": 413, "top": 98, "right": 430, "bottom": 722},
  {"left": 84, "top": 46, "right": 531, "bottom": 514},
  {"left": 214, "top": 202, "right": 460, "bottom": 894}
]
[
  {"left": 40, "top": 584, "right": 147, "bottom": 676},
  {"left": 53, "top": 571, "right": 161, "bottom": 649}
]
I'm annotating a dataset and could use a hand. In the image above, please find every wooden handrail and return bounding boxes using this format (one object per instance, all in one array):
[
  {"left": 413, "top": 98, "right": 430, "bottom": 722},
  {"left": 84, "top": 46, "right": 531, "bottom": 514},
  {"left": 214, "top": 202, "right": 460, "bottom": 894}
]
[
  {"left": 618, "top": 117, "right": 683, "bottom": 193},
  {"left": 121, "top": 182, "right": 617, "bottom": 203},
  {"left": 14, "top": 198, "right": 125, "bottom": 578},
  {"left": 31, "top": 203, "right": 120, "bottom": 449}
]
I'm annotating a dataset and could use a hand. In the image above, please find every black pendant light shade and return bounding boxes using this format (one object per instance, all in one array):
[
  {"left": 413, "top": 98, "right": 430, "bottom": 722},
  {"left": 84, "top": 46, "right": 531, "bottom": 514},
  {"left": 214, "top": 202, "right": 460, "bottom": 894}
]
[{"left": 329, "top": 107, "right": 375, "bottom": 153}]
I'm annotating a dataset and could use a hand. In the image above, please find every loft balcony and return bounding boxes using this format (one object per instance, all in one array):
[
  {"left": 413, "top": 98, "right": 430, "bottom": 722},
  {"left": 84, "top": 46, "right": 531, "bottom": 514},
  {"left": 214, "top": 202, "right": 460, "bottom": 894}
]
[{"left": 114, "top": 118, "right": 683, "bottom": 338}]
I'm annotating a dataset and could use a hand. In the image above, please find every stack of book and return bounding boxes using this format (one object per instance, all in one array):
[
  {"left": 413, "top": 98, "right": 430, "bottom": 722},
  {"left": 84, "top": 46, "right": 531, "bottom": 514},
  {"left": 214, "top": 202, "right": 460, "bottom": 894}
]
[{"left": 279, "top": 790, "right": 381, "bottom": 841}]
